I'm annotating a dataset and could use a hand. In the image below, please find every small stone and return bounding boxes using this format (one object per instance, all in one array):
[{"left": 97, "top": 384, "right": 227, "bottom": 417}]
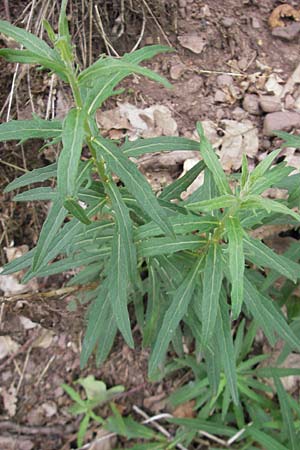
[
  {"left": 252, "top": 17, "right": 261, "bottom": 28},
  {"left": 238, "top": 57, "right": 249, "bottom": 71},
  {"left": 169, "top": 62, "right": 185, "bottom": 80},
  {"left": 232, "top": 107, "right": 247, "bottom": 121},
  {"left": 261, "top": 138, "right": 271, "bottom": 150},
  {"left": 222, "top": 17, "right": 234, "bottom": 28},
  {"left": 216, "top": 74, "right": 233, "bottom": 87},
  {"left": 216, "top": 109, "right": 225, "bottom": 120},
  {"left": 178, "top": 0, "right": 186, "bottom": 7},
  {"left": 200, "top": 5, "right": 211, "bottom": 17},
  {"left": 179, "top": 8, "right": 186, "bottom": 18},
  {"left": 259, "top": 95, "right": 282, "bottom": 113},
  {"left": 178, "top": 34, "right": 206, "bottom": 54},
  {"left": 214, "top": 90, "right": 227, "bottom": 103},
  {"left": 272, "top": 22, "right": 300, "bottom": 41},
  {"left": 242, "top": 94, "right": 260, "bottom": 115},
  {"left": 263, "top": 112, "right": 300, "bottom": 136},
  {"left": 285, "top": 94, "right": 295, "bottom": 110}
]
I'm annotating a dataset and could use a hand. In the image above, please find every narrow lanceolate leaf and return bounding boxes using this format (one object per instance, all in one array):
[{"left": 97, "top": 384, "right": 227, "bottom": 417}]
[
  {"left": 135, "top": 214, "right": 218, "bottom": 240},
  {"left": 244, "top": 276, "right": 300, "bottom": 351},
  {"left": 202, "top": 243, "right": 223, "bottom": 347},
  {"left": 93, "top": 137, "right": 173, "bottom": 236},
  {"left": 186, "top": 195, "right": 237, "bottom": 212},
  {"left": 0, "top": 19, "right": 59, "bottom": 61},
  {"left": 0, "top": 118, "right": 62, "bottom": 143},
  {"left": 58, "top": 108, "right": 85, "bottom": 198},
  {"left": 160, "top": 160, "right": 205, "bottom": 201},
  {"left": 246, "top": 427, "right": 289, "bottom": 450},
  {"left": 196, "top": 122, "right": 231, "bottom": 195},
  {"left": 63, "top": 198, "right": 91, "bottom": 225},
  {"left": 95, "top": 313, "right": 117, "bottom": 366},
  {"left": 274, "top": 377, "right": 297, "bottom": 450},
  {"left": 148, "top": 257, "right": 203, "bottom": 377},
  {"left": 226, "top": 217, "right": 244, "bottom": 318},
  {"left": 109, "top": 229, "right": 134, "bottom": 348},
  {"left": 249, "top": 149, "right": 281, "bottom": 183},
  {"left": 31, "top": 198, "right": 67, "bottom": 272},
  {"left": 273, "top": 130, "right": 300, "bottom": 148},
  {"left": 243, "top": 236, "right": 300, "bottom": 282},
  {"left": 143, "top": 262, "right": 161, "bottom": 347},
  {"left": 216, "top": 291, "right": 239, "bottom": 404},
  {"left": 4, "top": 163, "right": 57, "bottom": 193},
  {"left": 80, "top": 282, "right": 110, "bottom": 368},
  {"left": 241, "top": 194, "right": 300, "bottom": 222},
  {"left": 138, "top": 235, "right": 204, "bottom": 258},
  {"left": 105, "top": 180, "right": 137, "bottom": 284},
  {"left": 13, "top": 187, "right": 56, "bottom": 202},
  {"left": 78, "top": 57, "right": 172, "bottom": 89},
  {"left": 0, "top": 49, "right": 66, "bottom": 77},
  {"left": 122, "top": 136, "right": 201, "bottom": 157},
  {"left": 85, "top": 45, "right": 173, "bottom": 114}
]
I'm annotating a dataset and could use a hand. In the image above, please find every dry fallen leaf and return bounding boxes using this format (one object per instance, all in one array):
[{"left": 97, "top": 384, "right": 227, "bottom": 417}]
[
  {"left": 0, "top": 336, "right": 19, "bottom": 360},
  {"left": 1, "top": 385, "right": 17, "bottom": 417},
  {"left": 269, "top": 4, "right": 300, "bottom": 28},
  {"left": 173, "top": 400, "right": 196, "bottom": 418}
]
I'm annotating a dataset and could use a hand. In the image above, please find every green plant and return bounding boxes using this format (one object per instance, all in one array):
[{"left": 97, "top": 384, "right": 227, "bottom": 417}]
[
  {"left": 166, "top": 319, "right": 300, "bottom": 449},
  {"left": 62, "top": 375, "right": 124, "bottom": 447},
  {"left": 1, "top": 0, "right": 300, "bottom": 434}
]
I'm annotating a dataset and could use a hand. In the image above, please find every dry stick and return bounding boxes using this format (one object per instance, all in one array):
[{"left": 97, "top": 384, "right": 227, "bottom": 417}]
[
  {"left": 0, "top": 283, "right": 98, "bottom": 304},
  {"left": 45, "top": 73, "right": 56, "bottom": 120},
  {"left": 16, "top": 346, "right": 32, "bottom": 394},
  {"left": 0, "top": 159, "right": 28, "bottom": 172},
  {"left": 94, "top": 5, "right": 120, "bottom": 57},
  {"left": 37, "top": 354, "right": 56, "bottom": 385},
  {"left": 0, "top": 420, "right": 75, "bottom": 436},
  {"left": 133, "top": 405, "right": 189, "bottom": 450},
  {"left": 6, "top": 0, "right": 36, "bottom": 122},
  {"left": 4, "top": 0, "right": 11, "bottom": 21},
  {"left": 130, "top": 7, "right": 146, "bottom": 53},
  {"left": 141, "top": 0, "right": 172, "bottom": 47},
  {"left": 88, "top": 0, "right": 93, "bottom": 66}
]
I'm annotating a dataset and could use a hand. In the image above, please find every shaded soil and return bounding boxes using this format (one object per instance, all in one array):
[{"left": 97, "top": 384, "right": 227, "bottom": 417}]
[{"left": 1, "top": 0, "right": 300, "bottom": 448}]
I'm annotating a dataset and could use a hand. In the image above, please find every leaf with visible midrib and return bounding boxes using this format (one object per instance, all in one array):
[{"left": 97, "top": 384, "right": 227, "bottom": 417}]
[
  {"left": 201, "top": 243, "right": 223, "bottom": 346},
  {"left": 226, "top": 216, "right": 244, "bottom": 318},
  {"left": 57, "top": 108, "right": 85, "bottom": 198},
  {"left": 148, "top": 256, "right": 203, "bottom": 377},
  {"left": 109, "top": 229, "right": 134, "bottom": 348},
  {"left": 93, "top": 137, "right": 173, "bottom": 237}
]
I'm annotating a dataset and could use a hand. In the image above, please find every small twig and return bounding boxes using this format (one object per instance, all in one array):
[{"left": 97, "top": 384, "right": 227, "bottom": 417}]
[
  {"left": 192, "top": 68, "right": 244, "bottom": 77},
  {"left": 16, "top": 346, "right": 32, "bottom": 394},
  {"left": 133, "top": 405, "right": 188, "bottom": 450},
  {"left": 45, "top": 73, "right": 56, "bottom": 120},
  {"left": 130, "top": 7, "right": 146, "bottom": 53},
  {"left": 141, "top": 0, "right": 172, "bottom": 47},
  {"left": 94, "top": 5, "right": 120, "bottom": 57},
  {"left": 37, "top": 354, "right": 55, "bottom": 385},
  {"left": 4, "top": 0, "right": 11, "bottom": 21},
  {"left": 0, "top": 283, "right": 98, "bottom": 304},
  {"left": 0, "top": 420, "right": 75, "bottom": 436},
  {"left": 198, "top": 430, "right": 228, "bottom": 447}
]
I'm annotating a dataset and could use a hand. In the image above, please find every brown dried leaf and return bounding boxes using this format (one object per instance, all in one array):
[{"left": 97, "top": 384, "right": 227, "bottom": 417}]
[
  {"left": 269, "top": 4, "right": 300, "bottom": 29},
  {"left": 173, "top": 400, "right": 196, "bottom": 418}
]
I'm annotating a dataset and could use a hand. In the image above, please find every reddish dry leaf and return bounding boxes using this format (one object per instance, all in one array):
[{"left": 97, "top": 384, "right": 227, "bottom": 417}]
[{"left": 172, "top": 400, "right": 196, "bottom": 418}]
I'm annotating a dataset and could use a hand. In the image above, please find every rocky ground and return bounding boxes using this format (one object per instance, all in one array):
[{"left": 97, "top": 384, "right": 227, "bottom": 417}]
[{"left": 1, "top": 0, "right": 300, "bottom": 449}]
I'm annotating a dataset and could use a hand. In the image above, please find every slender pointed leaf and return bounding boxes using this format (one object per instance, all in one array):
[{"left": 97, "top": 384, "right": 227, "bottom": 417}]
[
  {"left": 273, "top": 377, "right": 298, "bottom": 450},
  {"left": 0, "top": 117, "right": 62, "bottom": 143},
  {"left": 93, "top": 137, "right": 173, "bottom": 236},
  {"left": 13, "top": 187, "right": 56, "bottom": 202},
  {"left": 0, "top": 19, "right": 59, "bottom": 61},
  {"left": 58, "top": 108, "right": 85, "bottom": 198},
  {"left": 244, "top": 236, "right": 299, "bottom": 282},
  {"left": 226, "top": 217, "right": 244, "bottom": 318},
  {"left": 196, "top": 122, "right": 231, "bottom": 195},
  {"left": 109, "top": 229, "right": 134, "bottom": 348},
  {"left": 4, "top": 163, "right": 57, "bottom": 193},
  {"left": 202, "top": 243, "right": 223, "bottom": 346},
  {"left": 149, "top": 257, "right": 203, "bottom": 377},
  {"left": 122, "top": 136, "right": 201, "bottom": 157},
  {"left": 186, "top": 195, "right": 237, "bottom": 212},
  {"left": 138, "top": 235, "right": 204, "bottom": 258}
]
